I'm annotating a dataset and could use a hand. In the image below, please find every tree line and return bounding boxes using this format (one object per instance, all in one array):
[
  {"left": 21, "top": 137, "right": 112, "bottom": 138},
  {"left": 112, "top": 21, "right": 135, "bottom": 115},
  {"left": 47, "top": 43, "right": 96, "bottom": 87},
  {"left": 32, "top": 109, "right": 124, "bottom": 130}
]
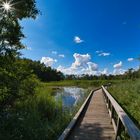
[{"left": 65, "top": 68, "right": 140, "bottom": 80}]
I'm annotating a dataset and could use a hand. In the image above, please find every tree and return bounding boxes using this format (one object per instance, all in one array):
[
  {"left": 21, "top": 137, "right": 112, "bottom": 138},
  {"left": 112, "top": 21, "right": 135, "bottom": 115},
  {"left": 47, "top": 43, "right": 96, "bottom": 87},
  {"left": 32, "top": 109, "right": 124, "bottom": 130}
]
[
  {"left": 0, "top": 0, "right": 39, "bottom": 56},
  {"left": 0, "top": 0, "right": 39, "bottom": 109}
]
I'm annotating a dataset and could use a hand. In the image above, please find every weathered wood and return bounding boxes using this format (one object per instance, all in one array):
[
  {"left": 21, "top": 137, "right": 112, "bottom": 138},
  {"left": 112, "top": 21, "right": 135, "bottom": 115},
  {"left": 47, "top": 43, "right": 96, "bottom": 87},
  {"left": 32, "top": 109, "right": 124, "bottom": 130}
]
[
  {"left": 58, "top": 86, "right": 140, "bottom": 140},
  {"left": 66, "top": 89, "right": 115, "bottom": 140},
  {"left": 102, "top": 86, "right": 140, "bottom": 140},
  {"left": 58, "top": 88, "right": 100, "bottom": 140},
  {"left": 115, "top": 118, "right": 121, "bottom": 140}
]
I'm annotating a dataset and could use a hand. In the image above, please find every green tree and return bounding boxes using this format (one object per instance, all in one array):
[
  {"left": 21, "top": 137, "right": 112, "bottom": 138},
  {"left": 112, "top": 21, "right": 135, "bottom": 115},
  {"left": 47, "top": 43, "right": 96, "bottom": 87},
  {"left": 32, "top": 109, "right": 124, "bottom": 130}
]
[
  {"left": 0, "top": 0, "right": 39, "bottom": 109},
  {"left": 0, "top": 0, "right": 38, "bottom": 56}
]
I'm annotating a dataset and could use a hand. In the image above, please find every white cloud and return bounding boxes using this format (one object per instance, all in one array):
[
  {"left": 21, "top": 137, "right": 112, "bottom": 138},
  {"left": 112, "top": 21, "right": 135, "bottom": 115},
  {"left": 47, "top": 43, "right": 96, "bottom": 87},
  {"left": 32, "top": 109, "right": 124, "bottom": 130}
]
[
  {"left": 52, "top": 51, "right": 57, "bottom": 55},
  {"left": 96, "top": 50, "right": 110, "bottom": 57},
  {"left": 113, "top": 61, "right": 122, "bottom": 69},
  {"left": 41, "top": 57, "right": 57, "bottom": 67},
  {"left": 127, "top": 58, "right": 134, "bottom": 62},
  {"left": 113, "top": 61, "right": 125, "bottom": 75},
  {"left": 59, "top": 54, "right": 65, "bottom": 58},
  {"left": 57, "top": 65, "right": 76, "bottom": 75},
  {"left": 101, "top": 68, "right": 109, "bottom": 75},
  {"left": 74, "top": 36, "right": 84, "bottom": 44},
  {"left": 81, "top": 68, "right": 100, "bottom": 75},
  {"left": 113, "top": 69, "right": 126, "bottom": 75},
  {"left": 96, "top": 50, "right": 102, "bottom": 53},
  {"left": 72, "top": 53, "right": 91, "bottom": 69},
  {"left": 87, "top": 62, "right": 98, "bottom": 71},
  {"left": 57, "top": 53, "right": 99, "bottom": 75},
  {"left": 98, "top": 52, "right": 110, "bottom": 56}
]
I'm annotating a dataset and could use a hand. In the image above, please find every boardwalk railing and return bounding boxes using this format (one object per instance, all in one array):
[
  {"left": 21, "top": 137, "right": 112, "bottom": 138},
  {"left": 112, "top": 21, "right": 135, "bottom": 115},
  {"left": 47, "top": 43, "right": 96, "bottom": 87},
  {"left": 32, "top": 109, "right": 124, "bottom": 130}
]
[{"left": 102, "top": 85, "right": 140, "bottom": 140}]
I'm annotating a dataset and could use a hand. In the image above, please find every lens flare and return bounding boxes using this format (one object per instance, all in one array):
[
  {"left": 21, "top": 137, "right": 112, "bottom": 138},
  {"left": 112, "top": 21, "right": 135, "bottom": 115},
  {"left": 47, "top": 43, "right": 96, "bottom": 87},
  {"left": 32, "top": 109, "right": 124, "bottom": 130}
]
[
  {"left": 3, "top": 2, "right": 11, "bottom": 11},
  {"left": 0, "top": 0, "right": 13, "bottom": 13}
]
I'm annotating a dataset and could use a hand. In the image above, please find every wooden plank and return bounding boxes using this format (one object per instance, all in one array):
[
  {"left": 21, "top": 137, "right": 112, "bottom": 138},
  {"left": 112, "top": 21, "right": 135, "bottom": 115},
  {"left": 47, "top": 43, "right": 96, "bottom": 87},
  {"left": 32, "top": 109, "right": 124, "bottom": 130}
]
[
  {"left": 58, "top": 88, "right": 100, "bottom": 140},
  {"left": 67, "top": 89, "right": 115, "bottom": 140}
]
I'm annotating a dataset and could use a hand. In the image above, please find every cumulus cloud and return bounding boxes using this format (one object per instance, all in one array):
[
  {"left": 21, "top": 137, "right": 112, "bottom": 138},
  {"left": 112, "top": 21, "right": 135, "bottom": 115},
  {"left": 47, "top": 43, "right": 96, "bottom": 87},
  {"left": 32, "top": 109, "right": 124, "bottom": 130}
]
[
  {"left": 81, "top": 68, "right": 100, "bottom": 75},
  {"left": 101, "top": 68, "right": 109, "bottom": 75},
  {"left": 59, "top": 54, "right": 65, "bottom": 58},
  {"left": 113, "top": 61, "right": 122, "bottom": 69},
  {"left": 87, "top": 62, "right": 98, "bottom": 71},
  {"left": 72, "top": 53, "right": 91, "bottom": 69},
  {"left": 41, "top": 57, "right": 57, "bottom": 67},
  {"left": 57, "top": 53, "right": 99, "bottom": 75},
  {"left": 57, "top": 65, "right": 77, "bottom": 75},
  {"left": 113, "top": 69, "right": 126, "bottom": 75},
  {"left": 113, "top": 61, "right": 125, "bottom": 75},
  {"left": 127, "top": 58, "right": 134, "bottom": 62},
  {"left": 74, "top": 36, "right": 84, "bottom": 44}
]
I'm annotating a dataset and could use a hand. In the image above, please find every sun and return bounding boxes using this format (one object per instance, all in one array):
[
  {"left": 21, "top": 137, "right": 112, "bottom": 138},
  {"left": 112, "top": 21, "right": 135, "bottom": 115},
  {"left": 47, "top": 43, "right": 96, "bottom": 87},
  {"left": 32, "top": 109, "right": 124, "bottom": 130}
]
[
  {"left": 3, "top": 2, "right": 11, "bottom": 11},
  {"left": 0, "top": 0, "right": 13, "bottom": 13}
]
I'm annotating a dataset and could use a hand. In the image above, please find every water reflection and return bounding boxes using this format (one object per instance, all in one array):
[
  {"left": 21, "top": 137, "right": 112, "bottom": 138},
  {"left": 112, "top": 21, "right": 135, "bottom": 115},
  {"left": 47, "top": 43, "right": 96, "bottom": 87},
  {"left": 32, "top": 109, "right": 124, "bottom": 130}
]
[{"left": 55, "top": 87, "right": 86, "bottom": 107}]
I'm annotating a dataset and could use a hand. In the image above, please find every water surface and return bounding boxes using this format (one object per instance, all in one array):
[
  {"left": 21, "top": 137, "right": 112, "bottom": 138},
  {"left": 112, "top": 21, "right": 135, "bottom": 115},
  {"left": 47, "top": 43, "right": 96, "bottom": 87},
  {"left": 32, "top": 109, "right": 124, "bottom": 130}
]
[{"left": 55, "top": 87, "right": 86, "bottom": 107}]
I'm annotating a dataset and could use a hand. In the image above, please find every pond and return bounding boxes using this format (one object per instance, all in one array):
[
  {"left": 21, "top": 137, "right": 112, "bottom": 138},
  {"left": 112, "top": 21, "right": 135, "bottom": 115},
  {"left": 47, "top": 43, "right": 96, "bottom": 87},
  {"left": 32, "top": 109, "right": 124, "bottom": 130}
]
[{"left": 54, "top": 87, "right": 87, "bottom": 108}]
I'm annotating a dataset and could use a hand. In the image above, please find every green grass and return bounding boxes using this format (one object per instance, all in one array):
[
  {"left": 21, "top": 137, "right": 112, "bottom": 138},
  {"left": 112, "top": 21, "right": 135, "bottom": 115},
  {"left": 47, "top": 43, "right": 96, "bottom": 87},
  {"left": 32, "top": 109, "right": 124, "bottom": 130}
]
[
  {"left": 0, "top": 84, "right": 72, "bottom": 140},
  {"left": 0, "top": 81, "right": 95, "bottom": 140},
  {"left": 44, "top": 79, "right": 118, "bottom": 88},
  {"left": 1, "top": 79, "right": 139, "bottom": 140},
  {"left": 108, "top": 79, "right": 140, "bottom": 128}
]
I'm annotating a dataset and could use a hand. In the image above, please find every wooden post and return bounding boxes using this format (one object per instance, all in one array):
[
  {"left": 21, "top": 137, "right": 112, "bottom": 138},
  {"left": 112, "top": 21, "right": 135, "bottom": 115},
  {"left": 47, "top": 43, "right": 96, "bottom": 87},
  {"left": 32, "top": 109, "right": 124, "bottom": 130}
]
[
  {"left": 115, "top": 117, "right": 121, "bottom": 140},
  {"left": 110, "top": 105, "right": 114, "bottom": 123}
]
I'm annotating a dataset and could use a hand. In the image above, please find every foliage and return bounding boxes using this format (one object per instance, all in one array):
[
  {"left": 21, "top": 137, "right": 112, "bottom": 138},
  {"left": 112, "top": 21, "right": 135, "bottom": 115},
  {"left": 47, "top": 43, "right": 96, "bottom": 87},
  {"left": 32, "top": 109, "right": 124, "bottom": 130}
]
[
  {"left": 21, "top": 58, "right": 65, "bottom": 82},
  {"left": 0, "top": 56, "right": 38, "bottom": 109},
  {"left": 0, "top": 0, "right": 39, "bottom": 56},
  {"left": 109, "top": 79, "right": 140, "bottom": 128},
  {"left": 0, "top": 84, "right": 72, "bottom": 140},
  {"left": 0, "top": 57, "right": 64, "bottom": 109}
]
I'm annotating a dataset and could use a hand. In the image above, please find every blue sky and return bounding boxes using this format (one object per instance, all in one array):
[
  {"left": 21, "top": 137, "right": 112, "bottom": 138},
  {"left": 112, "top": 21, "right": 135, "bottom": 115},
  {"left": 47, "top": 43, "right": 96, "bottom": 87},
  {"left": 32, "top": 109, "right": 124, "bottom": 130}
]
[{"left": 21, "top": 0, "right": 140, "bottom": 75}]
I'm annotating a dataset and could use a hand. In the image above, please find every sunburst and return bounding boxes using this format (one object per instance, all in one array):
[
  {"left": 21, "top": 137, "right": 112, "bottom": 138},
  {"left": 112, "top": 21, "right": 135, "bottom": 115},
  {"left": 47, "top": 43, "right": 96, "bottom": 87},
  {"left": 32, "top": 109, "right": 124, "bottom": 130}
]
[
  {"left": 3, "top": 2, "right": 11, "bottom": 11},
  {"left": 0, "top": 0, "right": 23, "bottom": 14},
  {"left": 0, "top": 0, "right": 13, "bottom": 13}
]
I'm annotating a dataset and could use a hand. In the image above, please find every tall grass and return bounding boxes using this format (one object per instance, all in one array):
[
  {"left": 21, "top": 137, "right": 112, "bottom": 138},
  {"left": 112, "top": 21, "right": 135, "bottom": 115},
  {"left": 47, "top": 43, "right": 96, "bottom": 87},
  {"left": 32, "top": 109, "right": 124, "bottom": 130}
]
[
  {"left": 0, "top": 84, "right": 72, "bottom": 140},
  {"left": 109, "top": 79, "right": 140, "bottom": 128},
  {"left": 0, "top": 81, "right": 94, "bottom": 140}
]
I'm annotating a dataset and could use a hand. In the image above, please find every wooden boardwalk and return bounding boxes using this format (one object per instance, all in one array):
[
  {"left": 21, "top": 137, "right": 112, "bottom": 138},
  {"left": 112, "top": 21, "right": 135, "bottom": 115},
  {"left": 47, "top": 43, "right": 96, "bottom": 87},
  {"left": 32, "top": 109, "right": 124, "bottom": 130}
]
[{"left": 67, "top": 89, "right": 115, "bottom": 140}]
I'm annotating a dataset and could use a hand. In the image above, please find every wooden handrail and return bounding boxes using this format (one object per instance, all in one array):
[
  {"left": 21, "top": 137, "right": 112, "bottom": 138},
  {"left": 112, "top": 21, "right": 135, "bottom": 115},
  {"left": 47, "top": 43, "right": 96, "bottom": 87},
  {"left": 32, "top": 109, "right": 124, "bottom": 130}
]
[{"left": 102, "top": 85, "right": 140, "bottom": 140}]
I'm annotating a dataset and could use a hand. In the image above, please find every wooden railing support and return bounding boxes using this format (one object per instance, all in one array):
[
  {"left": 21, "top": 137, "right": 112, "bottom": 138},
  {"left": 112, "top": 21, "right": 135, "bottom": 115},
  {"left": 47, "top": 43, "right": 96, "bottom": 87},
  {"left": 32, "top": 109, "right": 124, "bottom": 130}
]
[
  {"left": 115, "top": 117, "right": 121, "bottom": 140},
  {"left": 110, "top": 105, "right": 114, "bottom": 123},
  {"left": 102, "top": 85, "right": 140, "bottom": 140}
]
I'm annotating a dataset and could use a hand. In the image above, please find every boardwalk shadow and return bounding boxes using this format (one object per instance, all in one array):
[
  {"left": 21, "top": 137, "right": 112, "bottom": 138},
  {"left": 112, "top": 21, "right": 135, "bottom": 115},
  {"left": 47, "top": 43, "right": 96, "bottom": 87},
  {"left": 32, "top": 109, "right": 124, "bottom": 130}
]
[{"left": 67, "top": 91, "right": 114, "bottom": 140}]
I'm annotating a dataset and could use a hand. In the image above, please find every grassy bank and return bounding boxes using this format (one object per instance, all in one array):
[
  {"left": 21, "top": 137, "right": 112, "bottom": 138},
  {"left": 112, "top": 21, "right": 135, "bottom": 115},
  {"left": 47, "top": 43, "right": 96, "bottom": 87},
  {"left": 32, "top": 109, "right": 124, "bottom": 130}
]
[
  {"left": 0, "top": 84, "right": 72, "bottom": 140},
  {"left": 0, "top": 81, "right": 93, "bottom": 140},
  {"left": 44, "top": 79, "right": 118, "bottom": 88},
  {"left": 1, "top": 79, "right": 139, "bottom": 140},
  {"left": 109, "top": 79, "right": 140, "bottom": 128}
]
